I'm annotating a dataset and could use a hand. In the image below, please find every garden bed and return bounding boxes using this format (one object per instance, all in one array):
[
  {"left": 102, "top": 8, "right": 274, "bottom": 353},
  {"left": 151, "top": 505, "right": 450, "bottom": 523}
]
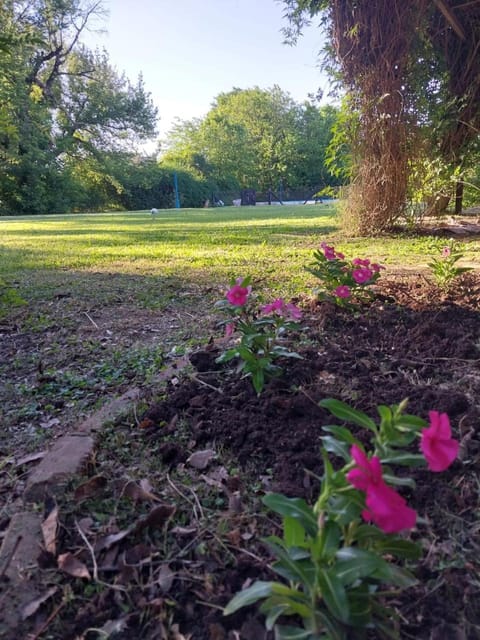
[{"left": 3, "top": 272, "right": 480, "bottom": 639}]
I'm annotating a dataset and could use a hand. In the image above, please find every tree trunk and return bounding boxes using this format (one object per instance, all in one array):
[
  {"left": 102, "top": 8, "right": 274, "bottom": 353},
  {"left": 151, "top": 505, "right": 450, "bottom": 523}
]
[{"left": 454, "top": 181, "right": 464, "bottom": 215}]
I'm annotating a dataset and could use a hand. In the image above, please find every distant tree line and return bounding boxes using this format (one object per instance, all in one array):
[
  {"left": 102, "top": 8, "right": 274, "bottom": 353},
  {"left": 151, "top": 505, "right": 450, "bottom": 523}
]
[
  {"left": 160, "top": 86, "right": 344, "bottom": 200},
  {"left": 0, "top": 1, "right": 344, "bottom": 215}
]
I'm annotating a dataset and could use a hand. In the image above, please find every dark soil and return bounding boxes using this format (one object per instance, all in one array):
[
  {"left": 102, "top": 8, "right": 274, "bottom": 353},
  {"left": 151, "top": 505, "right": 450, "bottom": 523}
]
[{"left": 5, "top": 273, "right": 480, "bottom": 640}]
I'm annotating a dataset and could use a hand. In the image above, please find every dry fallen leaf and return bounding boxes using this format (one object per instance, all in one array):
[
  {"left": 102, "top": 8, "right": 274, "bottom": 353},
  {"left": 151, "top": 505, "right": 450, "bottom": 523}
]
[
  {"left": 228, "top": 492, "right": 243, "bottom": 514},
  {"left": 124, "top": 543, "right": 151, "bottom": 565},
  {"left": 120, "top": 479, "right": 160, "bottom": 502},
  {"left": 74, "top": 475, "right": 107, "bottom": 502},
  {"left": 21, "top": 586, "right": 58, "bottom": 620},
  {"left": 98, "top": 617, "right": 129, "bottom": 637},
  {"left": 41, "top": 505, "right": 59, "bottom": 555},
  {"left": 200, "top": 465, "right": 229, "bottom": 489},
  {"left": 57, "top": 552, "right": 91, "bottom": 579},
  {"left": 136, "top": 504, "right": 176, "bottom": 532},
  {"left": 187, "top": 449, "right": 216, "bottom": 470},
  {"left": 157, "top": 563, "right": 175, "bottom": 593},
  {"left": 15, "top": 450, "right": 47, "bottom": 467},
  {"left": 94, "top": 528, "right": 133, "bottom": 553}
]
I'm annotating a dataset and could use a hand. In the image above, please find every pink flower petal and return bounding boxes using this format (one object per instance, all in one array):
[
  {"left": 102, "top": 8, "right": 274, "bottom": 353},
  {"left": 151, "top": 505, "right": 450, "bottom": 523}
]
[
  {"left": 420, "top": 412, "right": 459, "bottom": 472},
  {"left": 226, "top": 284, "right": 249, "bottom": 306},
  {"left": 364, "top": 483, "right": 417, "bottom": 533}
]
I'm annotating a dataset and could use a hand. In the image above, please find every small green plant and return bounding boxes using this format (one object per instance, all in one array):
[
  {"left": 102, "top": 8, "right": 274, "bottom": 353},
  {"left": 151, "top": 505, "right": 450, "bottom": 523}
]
[
  {"left": 428, "top": 240, "right": 472, "bottom": 290},
  {"left": 0, "top": 276, "right": 26, "bottom": 318},
  {"left": 215, "top": 277, "right": 302, "bottom": 394},
  {"left": 224, "top": 398, "right": 459, "bottom": 639},
  {"left": 306, "top": 243, "right": 384, "bottom": 307}
]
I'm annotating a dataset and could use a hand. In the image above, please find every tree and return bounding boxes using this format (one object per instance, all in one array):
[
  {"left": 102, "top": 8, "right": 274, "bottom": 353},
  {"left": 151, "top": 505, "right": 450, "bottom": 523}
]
[
  {"left": 0, "top": 0, "right": 158, "bottom": 214},
  {"left": 161, "top": 87, "right": 341, "bottom": 197},
  {"left": 282, "top": 0, "right": 480, "bottom": 233}
]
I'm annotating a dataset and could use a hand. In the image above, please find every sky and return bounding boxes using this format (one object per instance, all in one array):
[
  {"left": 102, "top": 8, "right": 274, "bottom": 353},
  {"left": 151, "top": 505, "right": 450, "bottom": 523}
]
[{"left": 81, "top": 0, "right": 331, "bottom": 144}]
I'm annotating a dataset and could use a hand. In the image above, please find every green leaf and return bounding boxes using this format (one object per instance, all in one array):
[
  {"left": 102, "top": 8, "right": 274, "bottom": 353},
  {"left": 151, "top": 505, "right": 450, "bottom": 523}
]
[
  {"left": 316, "top": 520, "right": 341, "bottom": 561},
  {"left": 263, "top": 603, "right": 291, "bottom": 630},
  {"left": 252, "top": 367, "right": 265, "bottom": 394},
  {"left": 223, "top": 580, "right": 273, "bottom": 615},
  {"left": 274, "top": 625, "right": 315, "bottom": 640},
  {"left": 236, "top": 345, "right": 258, "bottom": 363},
  {"left": 264, "top": 538, "right": 315, "bottom": 589},
  {"left": 322, "top": 425, "right": 358, "bottom": 444},
  {"left": 315, "top": 611, "right": 348, "bottom": 640},
  {"left": 381, "top": 453, "right": 426, "bottom": 467},
  {"left": 215, "top": 349, "right": 239, "bottom": 363},
  {"left": 284, "top": 516, "right": 306, "bottom": 548},
  {"left": 317, "top": 569, "right": 350, "bottom": 623},
  {"left": 347, "top": 585, "right": 372, "bottom": 627},
  {"left": 333, "top": 547, "right": 382, "bottom": 586},
  {"left": 393, "top": 415, "right": 427, "bottom": 430},
  {"left": 320, "top": 436, "right": 351, "bottom": 461},
  {"left": 263, "top": 494, "right": 318, "bottom": 537},
  {"left": 377, "top": 405, "right": 392, "bottom": 433},
  {"left": 371, "top": 563, "right": 418, "bottom": 589},
  {"left": 381, "top": 473, "right": 416, "bottom": 489},
  {"left": 319, "top": 399, "right": 377, "bottom": 432},
  {"left": 373, "top": 539, "right": 421, "bottom": 560},
  {"left": 354, "top": 524, "right": 386, "bottom": 544},
  {"left": 328, "top": 491, "right": 363, "bottom": 526}
]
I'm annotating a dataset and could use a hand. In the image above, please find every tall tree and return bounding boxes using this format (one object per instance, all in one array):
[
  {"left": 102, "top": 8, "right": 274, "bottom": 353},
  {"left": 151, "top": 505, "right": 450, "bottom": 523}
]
[
  {"left": 282, "top": 0, "right": 480, "bottom": 233},
  {"left": 0, "top": 0, "right": 158, "bottom": 214},
  {"left": 161, "top": 87, "right": 340, "bottom": 195}
]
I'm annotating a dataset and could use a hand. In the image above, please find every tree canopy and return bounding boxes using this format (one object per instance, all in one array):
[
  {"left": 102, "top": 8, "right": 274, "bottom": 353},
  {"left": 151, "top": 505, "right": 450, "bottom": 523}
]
[
  {"left": 0, "top": 0, "right": 158, "bottom": 214},
  {"left": 161, "top": 86, "right": 342, "bottom": 198}
]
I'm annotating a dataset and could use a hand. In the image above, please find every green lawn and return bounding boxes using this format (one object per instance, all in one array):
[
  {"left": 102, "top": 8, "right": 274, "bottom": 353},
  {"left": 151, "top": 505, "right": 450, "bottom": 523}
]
[{"left": 1, "top": 205, "right": 478, "bottom": 306}]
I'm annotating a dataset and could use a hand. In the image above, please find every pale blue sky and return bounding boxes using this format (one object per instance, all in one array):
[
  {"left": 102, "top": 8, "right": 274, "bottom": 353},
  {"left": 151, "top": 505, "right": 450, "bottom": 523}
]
[{"left": 82, "top": 0, "right": 330, "bottom": 141}]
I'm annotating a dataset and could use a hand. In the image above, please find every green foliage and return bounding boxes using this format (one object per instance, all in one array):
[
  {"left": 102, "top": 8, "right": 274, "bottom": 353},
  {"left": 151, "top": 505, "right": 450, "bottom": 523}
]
[
  {"left": 215, "top": 278, "right": 302, "bottom": 394},
  {"left": 428, "top": 240, "right": 473, "bottom": 291},
  {"left": 306, "top": 243, "right": 383, "bottom": 307},
  {"left": 161, "top": 87, "right": 342, "bottom": 195},
  {"left": 0, "top": 277, "right": 26, "bottom": 318},
  {"left": 0, "top": 1, "right": 158, "bottom": 215},
  {"left": 224, "top": 397, "right": 458, "bottom": 638}
]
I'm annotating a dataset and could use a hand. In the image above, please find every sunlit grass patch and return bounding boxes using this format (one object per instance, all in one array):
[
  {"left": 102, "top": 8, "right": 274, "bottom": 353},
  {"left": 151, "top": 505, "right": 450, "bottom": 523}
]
[{"left": 1, "top": 205, "right": 479, "bottom": 307}]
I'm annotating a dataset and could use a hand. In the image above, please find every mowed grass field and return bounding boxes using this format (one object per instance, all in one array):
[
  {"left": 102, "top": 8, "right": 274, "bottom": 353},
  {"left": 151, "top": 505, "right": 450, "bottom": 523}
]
[{"left": 2, "top": 204, "right": 478, "bottom": 309}]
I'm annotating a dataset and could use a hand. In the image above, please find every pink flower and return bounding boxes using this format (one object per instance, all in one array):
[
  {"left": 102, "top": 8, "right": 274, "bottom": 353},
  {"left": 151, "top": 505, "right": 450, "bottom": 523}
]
[
  {"left": 352, "top": 258, "right": 370, "bottom": 267},
  {"left": 363, "top": 482, "right": 417, "bottom": 533},
  {"left": 320, "top": 242, "right": 337, "bottom": 260},
  {"left": 352, "top": 268, "right": 373, "bottom": 284},
  {"left": 261, "top": 298, "right": 285, "bottom": 315},
  {"left": 226, "top": 284, "right": 250, "bottom": 306},
  {"left": 224, "top": 322, "right": 235, "bottom": 338},
  {"left": 370, "top": 263, "right": 384, "bottom": 273},
  {"left": 284, "top": 302, "right": 302, "bottom": 320},
  {"left": 334, "top": 285, "right": 351, "bottom": 299},
  {"left": 347, "top": 445, "right": 416, "bottom": 534},
  {"left": 441, "top": 247, "right": 451, "bottom": 258},
  {"left": 261, "top": 299, "right": 302, "bottom": 320},
  {"left": 336, "top": 252, "right": 345, "bottom": 260},
  {"left": 347, "top": 445, "right": 383, "bottom": 491},
  {"left": 420, "top": 411, "right": 459, "bottom": 472}
]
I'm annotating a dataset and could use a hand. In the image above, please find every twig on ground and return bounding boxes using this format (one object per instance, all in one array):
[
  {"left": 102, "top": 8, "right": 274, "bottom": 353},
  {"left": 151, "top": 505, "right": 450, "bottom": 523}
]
[
  {"left": 166, "top": 473, "right": 200, "bottom": 520},
  {"left": 75, "top": 519, "right": 98, "bottom": 581},
  {"left": 26, "top": 599, "right": 66, "bottom": 640},
  {"left": 83, "top": 311, "right": 100, "bottom": 329},
  {"left": 189, "top": 373, "right": 223, "bottom": 394}
]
